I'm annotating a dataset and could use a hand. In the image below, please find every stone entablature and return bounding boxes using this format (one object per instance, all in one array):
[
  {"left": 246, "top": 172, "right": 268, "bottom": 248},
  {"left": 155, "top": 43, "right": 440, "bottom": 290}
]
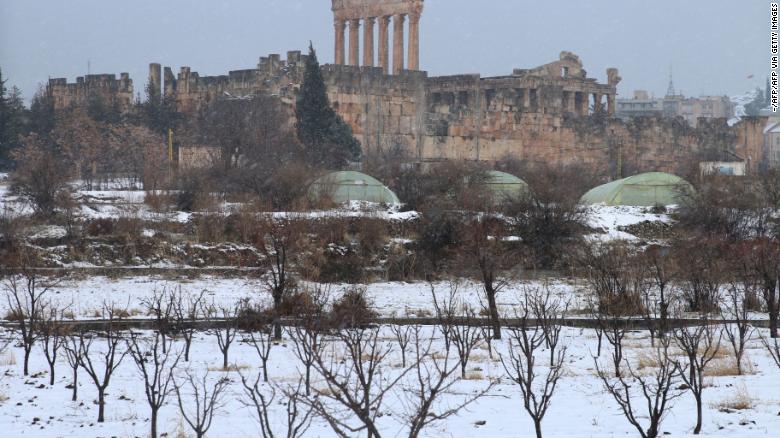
[{"left": 332, "top": 0, "right": 423, "bottom": 73}]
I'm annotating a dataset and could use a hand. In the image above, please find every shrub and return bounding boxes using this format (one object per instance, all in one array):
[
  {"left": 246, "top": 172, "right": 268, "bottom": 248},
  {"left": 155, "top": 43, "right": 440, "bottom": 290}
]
[{"left": 329, "top": 286, "right": 377, "bottom": 328}]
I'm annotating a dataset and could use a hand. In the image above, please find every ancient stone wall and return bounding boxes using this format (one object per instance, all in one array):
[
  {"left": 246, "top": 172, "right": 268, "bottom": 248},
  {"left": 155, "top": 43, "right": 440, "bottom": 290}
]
[
  {"left": 46, "top": 50, "right": 766, "bottom": 178},
  {"left": 48, "top": 73, "right": 133, "bottom": 112}
]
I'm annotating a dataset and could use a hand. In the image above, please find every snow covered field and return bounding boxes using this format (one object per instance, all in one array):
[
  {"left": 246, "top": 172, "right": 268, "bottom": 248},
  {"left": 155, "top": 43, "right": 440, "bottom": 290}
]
[
  {"left": 0, "top": 326, "right": 778, "bottom": 437},
  {"left": 0, "top": 275, "right": 592, "bottom": 321}
]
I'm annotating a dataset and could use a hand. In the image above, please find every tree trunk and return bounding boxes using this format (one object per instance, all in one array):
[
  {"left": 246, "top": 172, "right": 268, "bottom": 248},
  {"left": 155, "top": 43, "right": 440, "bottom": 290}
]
[
  {"left": 486, "top": 289, "right": 501, "bottom": 340},
  {"left": 223, "top": 349, "right": 229, "bottom": 369},
  {"left": 97, "top": 389, "right": 105, "bottom": 423},
  {"left": 23, "top": 345, "right": 31, "bottom": 376},
  {"left": 71, "top": 367, "right": 78, "bottom": 401},
  {"left": 693, "top": 394, "right": 703, "bottom": 434},
  {"left": 151, "top": 406, "right": 158, "bottom": 438},
  {"left": 49, "top": 363, "right": 55, "bottom": 386},
  {"left": 184, "top": 336, "right": 192, "bottom": 361},
  {"left": 262, "top": 359, "right": 269, "bottom": 382},
  {"left": 305, "top": 364, "right": 311, "bottom": 396},
  {"left": 534, "top": 418, "right": 543, "bottom": 438},
  {"left": 273, "top": 295, "right": 283, "bottom": 341}
]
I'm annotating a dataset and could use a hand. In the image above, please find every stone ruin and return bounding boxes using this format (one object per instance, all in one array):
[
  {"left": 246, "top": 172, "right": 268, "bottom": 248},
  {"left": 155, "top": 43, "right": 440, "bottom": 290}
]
[
  {"left": 45, "top": 0, "right": 765, "bottom": 177},
  {"left": 48, "top": 73, "right": 133, "bottom": 113},
  {"left": 331, "top": 0, "right": 423, "bottom": 73}
]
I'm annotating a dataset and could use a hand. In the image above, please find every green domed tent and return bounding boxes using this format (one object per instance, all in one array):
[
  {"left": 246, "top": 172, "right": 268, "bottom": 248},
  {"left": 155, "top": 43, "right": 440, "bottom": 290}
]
[
  {"left": 308, "top": 171, "right": 400, "bottom": 205},
  {"left": 581, "top": 172, "right": 694, "bottom": 207},
  {"left": 481, "top": 171, "right": 530, "bottom": 203}
]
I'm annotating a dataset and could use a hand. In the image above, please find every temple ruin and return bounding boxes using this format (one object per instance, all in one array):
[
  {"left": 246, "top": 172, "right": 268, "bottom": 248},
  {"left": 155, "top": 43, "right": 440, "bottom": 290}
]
[
  {"left": 44, "top": 0, "right": 766, "bottom": 176},
  {"left": 332, "top": 0, "right": 423, "bottom": 73}
]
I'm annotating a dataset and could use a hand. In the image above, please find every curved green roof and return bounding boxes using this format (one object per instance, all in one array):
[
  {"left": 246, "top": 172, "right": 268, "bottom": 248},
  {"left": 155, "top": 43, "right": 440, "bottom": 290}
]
[
  {"left": 581, "top": 172, "right": 694, "bottom": 206},
  {"left": 308, "top": 171, "right": 400, "bottom": 205},
  {"left": 482, "top": 171, "right": 529, "bottom": 202}
]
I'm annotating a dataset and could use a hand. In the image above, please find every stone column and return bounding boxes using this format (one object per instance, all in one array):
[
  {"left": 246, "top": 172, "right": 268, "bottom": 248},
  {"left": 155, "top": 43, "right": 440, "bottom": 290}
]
[
  {"left": 363, "top": 17, "right": 375, "bottom": 67},
  {"left": 408, "top": 13, "right": 420, "bottom": 71},
  {"left": 607, "top": 94, "right": 616, "bottom": 116},
  {"left": 378, "top": 16, "right": 390, "bottom": 74},
  {"left": 349, "top": 19, "right": 361, "bottom": 67},
  {"left": 594, "top": 93, "right": 603, "bottom": 114},
  {"left": 334, "top": 19, "right": 346, "bottom": 65},
  {"left": 393, "top": 14, "right": 406, "bottom": 74}
]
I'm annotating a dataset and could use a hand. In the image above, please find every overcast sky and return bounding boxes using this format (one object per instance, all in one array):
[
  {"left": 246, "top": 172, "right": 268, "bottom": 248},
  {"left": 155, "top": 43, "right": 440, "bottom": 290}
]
[{"left": 0, "top": 0, "right": 766, "bottom": 103}]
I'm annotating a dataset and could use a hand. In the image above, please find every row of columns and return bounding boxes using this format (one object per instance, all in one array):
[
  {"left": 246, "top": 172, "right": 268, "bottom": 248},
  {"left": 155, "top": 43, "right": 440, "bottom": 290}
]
[
  {"left": 334, "top": 13, "right": 420, "bottom": 74},
  {"left": 563, "top": 91, "right": 614, "bottom": 116}
]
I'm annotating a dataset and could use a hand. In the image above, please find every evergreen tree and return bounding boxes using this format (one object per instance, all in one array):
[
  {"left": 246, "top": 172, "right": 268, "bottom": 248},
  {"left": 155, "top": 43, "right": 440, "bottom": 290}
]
[
  {"left": 767, "top": 76, "right": 772, "bottom": 107},
  {"left": 29, "top": 85, "right": 56, "bottom": 137},
  {"left": 744, "top": 87, "right": 766, "bottom": 117},
  {"left": 0, "top": 69, "right": 30, "bottom": 169},
  {"left": 139, "top": 80, "right": 180, "bottom": 134},
  {"left": 296, "top": 44, "right": 361, "bottom": 169}
]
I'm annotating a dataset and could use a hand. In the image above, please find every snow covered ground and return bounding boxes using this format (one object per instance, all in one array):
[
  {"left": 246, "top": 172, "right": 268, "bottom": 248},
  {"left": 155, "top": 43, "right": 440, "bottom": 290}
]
[
  {"left": 0, "top": 326, "right": 778, "bottom": 437},
  {"left": 0, "top": 276, "right": 595, "bottom": 321}
]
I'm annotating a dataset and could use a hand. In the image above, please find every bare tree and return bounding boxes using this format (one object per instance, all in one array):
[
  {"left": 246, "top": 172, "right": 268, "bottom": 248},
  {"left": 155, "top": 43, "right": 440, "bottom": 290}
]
[
  {"left": 287, "top": 286, "right": 328, "bottom": 396},
  {"left": 500, "top": 297, "right": 568, "bottom": 438},
  {"left": 592, "top": 302, "right": 628, "bottom": 378},
  {"left": 581, "top": 243, "right": 639, "bottom": 378},
  {"left": 432, "top": 283, "right": 482, "bottom": 379},
  {"left": 641, "top": 246, "right": 676, "bottom": 340},
  {"left": 238, "top": 375, "right": 313, "bottom": 438},
  {"left": 675, "top": 240, "right": 724, "bottom": 314},
  {"left": 141, "top": 286, "right": 176, "bottom": 354},
  {"left": 255, "top": 219, "right": 305, "bottom": 340},
  {"left": 78, "top": 306, "right": 129, "bottom": 423},
  {"left": 204, "top": 300, "right": 241, "bottom": 369},
  {"left": 596, "top": 339, "right": 683, "bottom": 438},
  {"left": 530, "top": 286, "right": 569, "bottom": 367},
  {"left": 127, "top": 332, "right": 182, "bottom": 438},
  {"left": 39, "top": 305, "right": 65, "bottom": 385},
  {"left": 172, "top": 288, "right": 206, "bottom": 362},
  {"left": 63, "top": 329, "right": 85, "bottom": 401},
  {"left": 761, "top": 333, "right": 780, "bottom": 369},
  {"left": 4, "top": 269, "right": 54, "bottom": 375},
  {"left": 735, "top": 240, "right": 780, "bottom": 338},
  {"left": 389, "top": 324, "right": 413, "bottom": 368},
  {"left": 460, "top": 216, "right": 512, "bottom": 339},
  {"left": 288, "top": 324, "right": 322, "bottom": 397},
  {"left": 722, "top": 283, "right": 755, "bottom": 375},
  {"left": 248, "top": 327, "right": 274, "bottom": 382},
  {"left": 307, "top": 328, "right": 408, "bottom": 438},
  {"left": 9, "top": 134, "right": 71, "bottom": 217},
  {"left": 673, "top": 320, "right": 723, "bottom": 435},
  {"left": 402, "top": 324, "right": 494, "bottom": 438},
  {"left": 174, "top": 369, "right": 231, "bottom": 438}
]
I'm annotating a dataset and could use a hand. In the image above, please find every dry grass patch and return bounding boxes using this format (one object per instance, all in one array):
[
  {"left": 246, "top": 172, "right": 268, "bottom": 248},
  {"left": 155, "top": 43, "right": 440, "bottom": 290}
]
[
  {"left": 635, "top": 350, "right": 661, "bottom": 370},
  {"left": 705, "top": 358, "right": 754, "bottom": 377},
  {"left": 207, "top": 364, "right": 250, "bottom": 372},
  {"left": 464, "top": 371, "right": 485, "bottom": 381},
  {"left": 0, "top": 351, "right": 17, "bottom": 367},
  {"left": 714, "top": 384, "right": 755, "bottom": 411}
]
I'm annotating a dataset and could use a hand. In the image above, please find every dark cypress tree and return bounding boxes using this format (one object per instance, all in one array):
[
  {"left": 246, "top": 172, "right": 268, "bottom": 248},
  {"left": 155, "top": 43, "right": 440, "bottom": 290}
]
[
  {"left": 29, "top": 85, "right": 56, "bottom": 137},
  {"left": 767, "top": 76, "right": 772, "bottom": 107},
  {"left": 0, "top": 69, "right": 31, "bottom": 169},
  {"left": 296, "top": 43, "right": 361, "bottom": 169}
]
